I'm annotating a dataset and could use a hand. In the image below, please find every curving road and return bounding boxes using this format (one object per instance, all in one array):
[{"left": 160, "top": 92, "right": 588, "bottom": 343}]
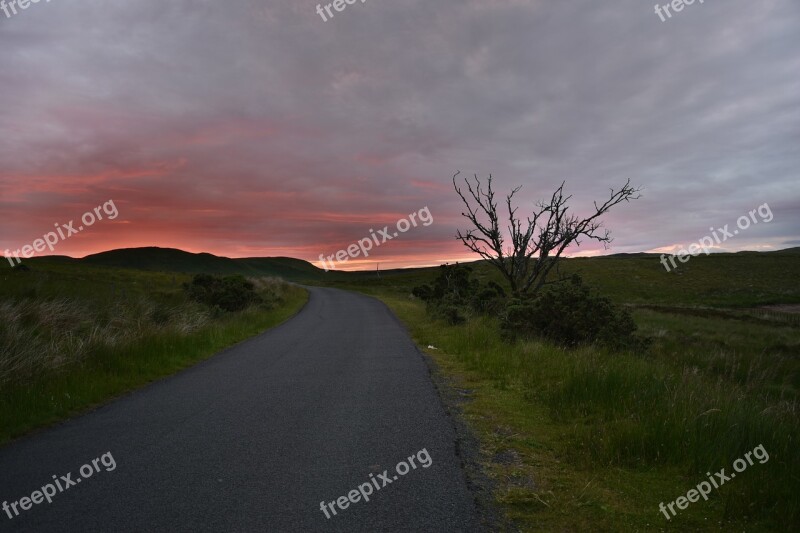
[{"left": 0, "top": 287, "right": 483, "bottom": 532}]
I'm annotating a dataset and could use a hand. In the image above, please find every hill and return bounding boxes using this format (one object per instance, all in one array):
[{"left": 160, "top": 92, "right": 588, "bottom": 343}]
[
  {"left": 16, "top": 246, "right": 800, "bottom": 303},
  {"left": 21, "top": 247, "right": 444, "bottom": 282},
  {"left": 75, "top": 247, "right": 325, "bottom": 280}
]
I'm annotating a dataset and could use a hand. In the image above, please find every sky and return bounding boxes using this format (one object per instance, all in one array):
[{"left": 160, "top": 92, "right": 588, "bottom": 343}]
[{"left": 1, "top": 0, "right": 798, "bottom": 270}]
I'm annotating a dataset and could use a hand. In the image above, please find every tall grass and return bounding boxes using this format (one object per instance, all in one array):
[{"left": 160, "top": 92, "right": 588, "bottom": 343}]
[
  {"left": 0, "top": 265, "right": 307, "bottom": 444},
  {"left": 385, "top": 297, "right": 799, "bottom": 529},
  {"left": 542, "top": 347, "right": 797, "bottom": 521},
  {"left": 0, "top": 297, "right": 211, "bottom": 383}
]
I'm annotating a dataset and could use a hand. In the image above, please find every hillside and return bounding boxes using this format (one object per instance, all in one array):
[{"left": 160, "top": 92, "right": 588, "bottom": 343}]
[
  {"left": 17, "top": 246, "right": 436, "bottom": 282},
  {"left": 76, "top": 247, "right": 325, "bottom": 280},
  {"left": 14, "top": 246, "right": 800, "bottom": 307}
]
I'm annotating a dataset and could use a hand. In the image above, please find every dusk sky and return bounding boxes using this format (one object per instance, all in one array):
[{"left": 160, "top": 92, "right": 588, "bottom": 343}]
[{"left": 1, "top": 0, "right": 798, "bottom": 270}]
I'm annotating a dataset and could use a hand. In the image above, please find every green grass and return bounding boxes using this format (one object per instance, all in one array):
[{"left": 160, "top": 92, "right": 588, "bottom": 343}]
[
  {"left": 333, "top": 250, "right": 800, "bottom": 531},
  {"left": 321, "top": 248, "right": 800, "bottom": 307},
  {"left": 634, "top": 309, "right": 800, "bottom": 398},
  {"left": 375, "top": 297, "right": 797, "bottom": 531},
  {"left": 0, "top": 261, "right": 308, "bottom": 445},
  {"left": 4, "top": 247, "right": 798, "bottom": 530}
]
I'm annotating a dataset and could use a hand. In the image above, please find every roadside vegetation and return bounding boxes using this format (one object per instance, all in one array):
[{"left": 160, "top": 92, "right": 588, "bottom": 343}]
[
  {"left": 319, "top": 168, "right": 798, "bottom": 532},
  {"left": 326, "top": 249, "right": 800, "bottom": 531},
  {"left": 2, "top": 238, "right": 797, "bottom": 530},
  {"left": 332, "top": 250, "right": 800, "bottom": 531},
  {"left": 0, "top": 261, "right": 307, "bottom": 444}
]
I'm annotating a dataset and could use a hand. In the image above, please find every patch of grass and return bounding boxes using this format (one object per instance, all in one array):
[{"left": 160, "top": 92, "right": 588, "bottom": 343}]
[
  {"left": 635, "top": 308, "right": 800, "bottom": 398},
  {"left": 0, "top": 261, "right": 307, "bottom": 444},
  {"left": 318, "top": 248, "right": 800, "bottom": 309},
  {"left": 374, "top": 294, "right": 798, "bottom": 532}
]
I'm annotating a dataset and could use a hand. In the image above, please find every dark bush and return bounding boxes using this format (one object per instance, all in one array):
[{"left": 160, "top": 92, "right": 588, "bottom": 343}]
[
  {"left": 433, "top": 301, "right": 467, "bottom": 325},
  {"left": 428, "top": 263, "right": 479, "bottom": 305},
  {"left": 411, "top": 264, "right": 505, "bottom": 312},
  {"left": 184, "top": 274, "right": 261, "bottom": 312},
  {"left": 413, "top": 264, "right": 489, "bottom": 323},
  {"left": 411, "top": 284, "right": 433, "bottom": 301},
  {"left": 412, "top": 264, "right": 510, "bottom": 323},
  {"left": 473, "top": 281, "right": 506, "bottom": 314},
  {"left": 501, "top": 275, "right": 648, "bottom": 351}
]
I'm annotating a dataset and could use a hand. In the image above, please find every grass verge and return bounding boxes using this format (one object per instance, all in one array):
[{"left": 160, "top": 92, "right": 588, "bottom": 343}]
[
  {"left": 0, "top": 264, "right": 307, "bottom": 445},
  {"left": 374, "top": 293, "right": 797, "bottom": 532}
]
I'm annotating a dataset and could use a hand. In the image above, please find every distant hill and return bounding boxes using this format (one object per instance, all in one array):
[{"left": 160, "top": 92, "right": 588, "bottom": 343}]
[
  {"left": 601, "top": 247, "right": 800, "bottom": 258},
  {"left": 19, "top": 245, "right": 800, "bottom": 284},
  {"left": 78, "top": 247, "right": 324, "bottom": 280},
  {"left": 15, "top": 246, "right": 434, "bottom": 282}
]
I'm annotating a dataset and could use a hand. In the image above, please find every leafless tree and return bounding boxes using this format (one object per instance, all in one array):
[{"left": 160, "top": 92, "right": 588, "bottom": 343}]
[{"left": 453, "top": 172, "right": 642, "bottom": 297}]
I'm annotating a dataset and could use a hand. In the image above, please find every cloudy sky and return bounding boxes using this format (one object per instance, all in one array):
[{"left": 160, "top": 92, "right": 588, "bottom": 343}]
[{"left": 1, "top": 0, "right": 798, "bottom": 270}]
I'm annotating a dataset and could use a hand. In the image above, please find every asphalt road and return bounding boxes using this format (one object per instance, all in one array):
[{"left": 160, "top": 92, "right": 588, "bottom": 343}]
[{"left": 0, "top": 287, "right": 483, "bottom": 532}]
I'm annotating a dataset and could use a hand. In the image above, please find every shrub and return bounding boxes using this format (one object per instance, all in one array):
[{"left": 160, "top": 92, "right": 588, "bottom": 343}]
[
  {"left": 411, "top": 284, "right": 433, "bottom": 301},
  {"left": 421, "top": 263, "right": 478, "bottom": 304},
  {"left": 501, "top": 275, "right": 647, "bottom": 351},
  {"left": 413, "top": 264, "right": 507, "bottom": 322},
  {"left": 183, "top": 274, "right": 261, "bottom": 312},
  {"left": 473, "top": 281, "right": 506, "bottom": 314}
]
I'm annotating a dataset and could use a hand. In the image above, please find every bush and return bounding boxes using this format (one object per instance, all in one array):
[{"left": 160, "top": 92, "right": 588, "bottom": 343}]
[
  {"left": 502, "top": 275, "right": 647, "bottom": 351},
  {"left": 183, "top": 274, "right": 261, "bottom": 312},
  {"left": 415, "top": 264, "right": 478, "bottom": 304},
  {"left": 473, "top": 281, "right": 506, "bottom": 314},
  {"left": 413, "top": 264, "right": 507, "bottom": 322}
]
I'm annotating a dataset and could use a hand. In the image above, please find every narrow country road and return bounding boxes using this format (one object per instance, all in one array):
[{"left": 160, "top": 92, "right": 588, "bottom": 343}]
[{"left": 0, "top": 287, "right": 483, "bottom": 532}]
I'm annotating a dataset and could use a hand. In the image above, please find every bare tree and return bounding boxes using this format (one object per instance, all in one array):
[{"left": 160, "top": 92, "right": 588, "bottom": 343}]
[{"left": 453, "top": 172, "right": 642, "bottom": 297}]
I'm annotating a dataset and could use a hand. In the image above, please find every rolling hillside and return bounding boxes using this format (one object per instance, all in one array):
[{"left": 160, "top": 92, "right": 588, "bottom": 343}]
[
  {"left": 15, "top": 246, "right": 800, "bottom": 308},
  {"left": 78, "top": 247, "right": 325, "bottom": 280}
]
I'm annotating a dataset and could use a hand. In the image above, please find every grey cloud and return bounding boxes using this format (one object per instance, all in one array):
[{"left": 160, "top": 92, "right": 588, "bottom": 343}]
[{"left": 0, "top": 0, "right": 798, "bottom": 260}]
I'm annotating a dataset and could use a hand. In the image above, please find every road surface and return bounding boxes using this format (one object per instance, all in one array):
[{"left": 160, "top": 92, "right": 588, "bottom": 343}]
[{"left": 0, "top": 287, "right": 483, "bottom": 532}]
